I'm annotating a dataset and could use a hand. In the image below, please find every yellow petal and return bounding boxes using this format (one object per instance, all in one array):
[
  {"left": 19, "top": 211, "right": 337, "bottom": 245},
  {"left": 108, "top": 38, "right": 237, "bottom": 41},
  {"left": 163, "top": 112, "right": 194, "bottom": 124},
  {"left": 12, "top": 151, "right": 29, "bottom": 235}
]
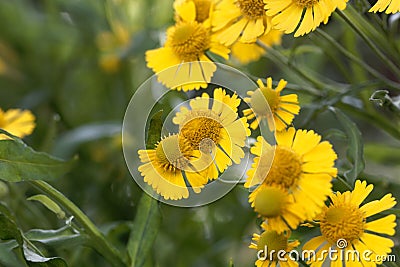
[{"left": 365, "top": 214, "right": 396, "bottom": 235}]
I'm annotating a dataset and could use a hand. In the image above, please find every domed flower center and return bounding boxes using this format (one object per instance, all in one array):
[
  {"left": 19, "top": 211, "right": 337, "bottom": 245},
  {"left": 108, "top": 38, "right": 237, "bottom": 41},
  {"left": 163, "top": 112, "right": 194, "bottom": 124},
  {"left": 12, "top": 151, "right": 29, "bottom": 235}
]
[
  {"left": 168, "top": 21, "right": 210, "bottom": 61},
  {"left": 194, "top": 0, "right": 212, "bottom": 22},
  {"left": 257, "top": 231, "right": 288, "bottom": 260},
  {"left": 250, "top": 87, "right": 280, "bottom": 116},
  {"left": 320, "top": 204, "right": 365, "bottom": 245},
  {"left": 236, "top": 0, "right": 266, "bottom": 19},
  {"left": 155, "top": 135, "right": 191, "bottom": 171},
  {"left": 180, "top": 111, "right": 223, "bottom": 151},
  {"left": 265, "top": 147, "right": 302, "bottom": 189},
  {"left": 296, "top": 0, "right": 318, "bottom": 8},
  {"left": 254, "top": 187, "right": 287, "bottom": 217}
]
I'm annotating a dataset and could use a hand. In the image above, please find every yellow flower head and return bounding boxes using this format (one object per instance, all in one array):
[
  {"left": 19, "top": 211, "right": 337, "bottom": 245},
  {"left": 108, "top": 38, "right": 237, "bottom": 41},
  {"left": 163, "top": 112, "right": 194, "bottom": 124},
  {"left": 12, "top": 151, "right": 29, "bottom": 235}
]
[
  {"left": 369, "top": 0, "right": 400, "bottom": 14},
  {"left": 231, "top": 30, "right": 283, "bottom": 64},
  {"left": 265, "top": 0, "right": 348, "bottom": 37},
  {"left": 174, "top": 0, "right": 216, "bottom": 26},
  {"left": 243, "top": 77, "right": 300, "bottom": 131},
  {"left": 212, "top": 0, "right": 272, "bottom": 46},
  {"left": 138, "top": 134, "right": 210, "bottom": 200},
  {"left": 146, "top": 2, "right": 230, "bottom": 91},
  {"left": 173, "top": 88, "right": 251, "bottom": 177},
  {"left": 0, "top": 108, "right": 35, "bottom": 140},
  {"left": 245, "top": 128, "right": 337, "bottom": 227},
  {"left": 249, "top": 229, "right": 300, "bottom": 267},
  {"left": 303, "top": 180, "right": 397, "bottom": 267},
  {"left": 249, "top": 184, "right": 308, "bottom": 233}
]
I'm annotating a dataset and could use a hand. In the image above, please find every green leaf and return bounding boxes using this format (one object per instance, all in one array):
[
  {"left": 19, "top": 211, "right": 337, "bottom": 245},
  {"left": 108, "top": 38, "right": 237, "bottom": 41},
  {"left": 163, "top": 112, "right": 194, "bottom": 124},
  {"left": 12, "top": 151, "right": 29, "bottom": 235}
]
[
  {"left": 330, "top": 107, "right": 365, "bottom": 184},
  {"left": 127, "top": 194, "right": 161, "bottom": 267},
  {"left": 27, "top": 195, "right": 66, "bottom": 219},
  {"left": 24, "top": 226, "right": 87, "bottom": 248},
  {"left": 23, "top": 245, "right": 67, "bottom": 267},
  {"left": 0, "top": 139, "right": 73, "bottom": 182},
  {"left": 0, "top": 241, "right": 26, "bottom": 267},
  {"left": 145, "top": 110, "right": 163, "bottom": 149},
  {"left": 370, "top": 90, "right": 400, "bottom": 115},
  {"left": 0, "top": 213, "right": 23, "bottom": 245}
]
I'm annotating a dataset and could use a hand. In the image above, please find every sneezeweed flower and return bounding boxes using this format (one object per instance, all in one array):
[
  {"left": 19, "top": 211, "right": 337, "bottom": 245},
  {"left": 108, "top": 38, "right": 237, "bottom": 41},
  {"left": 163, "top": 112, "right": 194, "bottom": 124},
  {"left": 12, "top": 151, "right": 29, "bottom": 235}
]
[
  {"left": 243, "top": 77, "right": 300, "bottom": 131},
  {"left": 245, "top": 128, "right": 337, "bottom": 226},
  {"left": 265, "top": 0, "right": 348, "bottom": 37},
  {"left": 369, "top": 0, "right": 400, "bottom": 14},
  {"left": 249, "top": 229, "right": 300, "bottom": 267},
  {"left": 212, "top": 0, "right": 272, "bottom": 46},
  {"left": 173, "top": 88, "right": 251, "bottom": 177},
  {"left": 96, "top": 22, "right": 131, "bottom": 73},
  {"left": 146, "top": 1, "right": 229, "bottom": 91},
  {"left": 303, "top": 180, "right": 397, "bottom": 267},
  {"left": 231, "top": 30, "right": 283, "bottom": 64},
  {"left": 138, "top": 134, "right": 211, "bottom": 200},
  {"left": 0, "top": 108, "right": 35, "bottom": 140},
  {"left": 249, "top": 184, "right": 307, "bottom": 233},
  {"left": 174, "top": 0, "right": 215, "bottom": 26}
]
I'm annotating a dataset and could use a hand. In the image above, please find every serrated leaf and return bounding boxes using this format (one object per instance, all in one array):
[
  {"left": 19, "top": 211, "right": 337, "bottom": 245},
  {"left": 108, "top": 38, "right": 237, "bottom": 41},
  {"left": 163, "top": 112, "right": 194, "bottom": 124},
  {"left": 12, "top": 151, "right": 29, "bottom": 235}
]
[
  {"left": 127, "top": 194, "right": 161, "bottom": 267},
  {"left": 25, "top": 226, "right": 86, "bottom": 248},
  {"left": 330, "top": 107, "right": 365, "bottom": 184},
  {"left": 146, "top": 110, "right": 163, "bottom": 149},
  {"left": 24, "top": 244, "right": 68, "bottom": 267},
  {"left": 0, "top": 140, "right": 73, "bottom": 182},
  {"left": 28, "top": 195, "right": 66, "bottom": 219}
]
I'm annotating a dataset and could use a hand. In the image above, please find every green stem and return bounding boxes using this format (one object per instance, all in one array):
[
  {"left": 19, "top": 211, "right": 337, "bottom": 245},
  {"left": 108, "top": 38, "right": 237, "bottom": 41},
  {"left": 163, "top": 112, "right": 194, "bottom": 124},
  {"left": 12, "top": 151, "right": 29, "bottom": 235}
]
[
  {"left": 337, "top": 176, "right": 353, "bottom": 190},
  {"left": 314, "top": 29, "right": 400, "bottom": 90},
  {"left": 337, "top": 102, "right": 400, "bottom": 140},
  {"left": 257, "top": 41, "right": 329, "bottom": 91},
  {"left": 336, "top": 9, "right": 400, "bottom": 77},
  {"left": 30, "top": 180, "right": 125, "bottom": 267}
]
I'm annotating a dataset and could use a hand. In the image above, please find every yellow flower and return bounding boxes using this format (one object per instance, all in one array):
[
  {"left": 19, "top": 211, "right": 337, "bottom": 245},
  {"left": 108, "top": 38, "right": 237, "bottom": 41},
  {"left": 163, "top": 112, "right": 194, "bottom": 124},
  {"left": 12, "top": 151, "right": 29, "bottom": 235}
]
[
  {"left": 231, "top": 30, "right": 283, "bottom": 64},
  {"left": 96, "top": 22, "right": 131, "bottom": 73},
  {"left": 173, "top": 88, "right": 250, "bottom": 177},
  {"left": 245, "top": 128, "right": 337, "bottom": 229},
  {"left": 249, "top": 184, "right": 307, "bottom": 233},
  {"left": 212, "top": 0, "right": 272, "bottom": 46},
  {"left": 265, "top": 0, "right": 348, "bottom": 37},
  {"left": 0, "top": 108, "right": 35, "bottom": 140},
  {"left": 146, "top": 2, "right": 229, "bottom": 91},
  {"left": 243, "top": 77, "right": 300, "bottom": 131},
  {"left": 369, "top": 0, "right": 400, "bottom": 13},
  {"left": 174, "top": 0, "right": 215, "bottom": 26},
  {"left": 138, "top": 134, "right": 211, "bottom": 200},
  {"left": 303, "top": 180, "right": 397, "bottom": 267},
  {"left": 249, "top": 229, "right": 300, "bottom": 267}
]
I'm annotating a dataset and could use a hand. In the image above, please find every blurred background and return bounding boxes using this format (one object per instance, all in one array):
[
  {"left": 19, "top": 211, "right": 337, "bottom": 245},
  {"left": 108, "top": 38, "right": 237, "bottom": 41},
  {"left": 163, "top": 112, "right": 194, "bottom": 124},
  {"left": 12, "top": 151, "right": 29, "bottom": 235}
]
[{"left": 0, "top": 0, "right": 399, "bottom": 266}]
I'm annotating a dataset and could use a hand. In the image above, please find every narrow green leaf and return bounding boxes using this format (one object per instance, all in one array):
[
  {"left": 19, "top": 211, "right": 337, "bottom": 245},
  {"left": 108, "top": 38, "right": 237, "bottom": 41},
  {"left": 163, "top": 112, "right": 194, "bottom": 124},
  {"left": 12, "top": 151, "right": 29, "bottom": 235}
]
[
  {"left": 146, "top": 110, "right": 163, "bottom": 149},
  {"left": 370, "top": 90, "right": 400, "bottom": 115},
  {"left": 330, "top": 107, "right": 365, "bottom": 184},
  {"left": 0, "top": 241, "right": 26, "bottom": 267},
  {"left": 0, "top": 140, "right": 73, "bottom": 182},
  {"left": 24, "top": 226, "right": 86, "bottom": 248},
  {"left": 127, "top": 194, "right": 161, "bottom": 267},
  {"left": 27, "top": 195, "right": 66, "bottom": 219},
  {"left": 24, "top": 245, "right": 68, "bottom": 267},
  {"left": 0, "top": 213, "right": 23, "bottom": 245}
]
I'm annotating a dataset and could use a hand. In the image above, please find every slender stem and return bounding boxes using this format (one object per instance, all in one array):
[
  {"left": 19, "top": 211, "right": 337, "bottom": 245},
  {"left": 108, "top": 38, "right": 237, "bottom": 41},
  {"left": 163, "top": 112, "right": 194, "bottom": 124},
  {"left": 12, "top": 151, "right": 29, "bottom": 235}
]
[
  {"left": 336, "top": 9, "right": 400, "bottom": 77},
  {"left": 337, "top": 102, "right": 400, "bottom": 140},
  {"left": 30, "top": 181, "right": 125, "bottom": 267},
  {"left": 257, "top": 41, "right": 328, "bottom": 91},
  {"left": 314, "top": 29, "right": 400, "bottom": 90},
  {"left": 337, "top": 176, "right": 353, "bottom": 190}
]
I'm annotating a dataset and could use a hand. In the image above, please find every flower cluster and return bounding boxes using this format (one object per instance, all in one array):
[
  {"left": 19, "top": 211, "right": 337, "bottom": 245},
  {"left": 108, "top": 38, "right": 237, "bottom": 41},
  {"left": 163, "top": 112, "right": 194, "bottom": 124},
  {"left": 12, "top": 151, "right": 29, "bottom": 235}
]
[{"left": 244, "top": 85, "right": 397, "bottom": 267}]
